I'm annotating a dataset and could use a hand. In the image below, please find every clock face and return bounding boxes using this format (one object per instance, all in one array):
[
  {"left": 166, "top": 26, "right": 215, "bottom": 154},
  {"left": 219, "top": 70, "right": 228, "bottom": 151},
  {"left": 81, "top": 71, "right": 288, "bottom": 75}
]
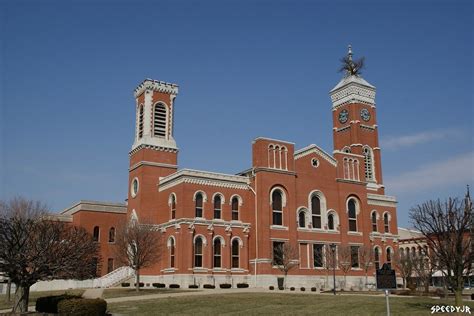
[
  {"left": 338, "top": 109, "right": 349, "bottom": 124},
  {"left": 360, "top": 108, "right": 371, "bottom": 121}
]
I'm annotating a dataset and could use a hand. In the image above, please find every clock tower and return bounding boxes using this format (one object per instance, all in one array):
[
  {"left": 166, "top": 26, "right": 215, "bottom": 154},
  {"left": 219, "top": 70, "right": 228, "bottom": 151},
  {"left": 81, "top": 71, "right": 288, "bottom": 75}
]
[{"left": 330, "top": 46, "right": 383, "bottom": 191}]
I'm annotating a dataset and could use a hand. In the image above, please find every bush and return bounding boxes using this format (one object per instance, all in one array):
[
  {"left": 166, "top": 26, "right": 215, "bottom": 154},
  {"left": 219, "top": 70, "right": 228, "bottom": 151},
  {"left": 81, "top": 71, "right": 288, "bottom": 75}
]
[
  {"left": 169, "top": 284, "right": 180, "bottom": 288},
  {"left": 237, "top": 283, "right": 249, "bottom": 288},
  {"left": 311, "top": 287, "right": 317, "bottom": 292},
  {"left": 57, "top": 298, "right": 107, "bottom": 316},
  {"left": 203, "top": 284, "right": 216, "bottom": 289},
  {"left": 36, "top": 294, "right": 81, "bottom": 313},
  {"left": 269, "top": 286, "right": 274, "bottom": 290},
  {"left": 134, "top": 282, "right": 145, "bottom": 287},
  {"left": 220, "top": 283, "right": 232, "bottom": 289},
  {"left": 300, "top": 287, "right": 305, "bottom": 291},
  {"left": 152, "top": 283, "right": 165, "bottom": 288},
  {"left": 290, "top": 287, "right": 295, "bottom": 291},
  {"left": 121, "top": 282, "right": 130, "bottom": 287},
  {"left": 189, "top": 284, "right": 199, "bottom": 289}
]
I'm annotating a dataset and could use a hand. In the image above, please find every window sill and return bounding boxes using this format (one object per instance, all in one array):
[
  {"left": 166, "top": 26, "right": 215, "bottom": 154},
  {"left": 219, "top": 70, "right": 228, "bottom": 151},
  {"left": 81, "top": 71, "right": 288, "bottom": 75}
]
[
  {"left": 162, "top": 268, "right": 177, "bottom": 273},
  {"left": 347, "top": 231, "right": 363, "bottom": 236},
  {"left": 231, "top": 268, "right": 245, "bottom": 273},
  {"left": 192, "top": 267, "right": 208, "bottom": 273},
  {"left": 212, "top": 268, "right": 226, "bottom": 272},
  {"left": 297, "top": 228, "right": 340, "bottom": 234},
  {"left": 271, "top": 225, "right": 288, "bottom": 230}
]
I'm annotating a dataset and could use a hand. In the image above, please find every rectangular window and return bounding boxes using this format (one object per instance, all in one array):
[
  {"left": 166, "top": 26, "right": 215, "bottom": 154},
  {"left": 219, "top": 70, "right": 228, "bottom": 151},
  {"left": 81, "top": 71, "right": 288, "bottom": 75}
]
[
  {"left": 313, "top": 244, "right": 324, "bottom": 268},
  {"left": 272, "top": 241, "right": 285, "bottom": 266},
  {"left": 349, "top": 219, "right": 357, "bottom": 232},
  {"left": 273, "top": 211, "right": 283, "bottom": 226},
  {"left": 195, "top": 207, "right": 203, "bottom": 218},
  {"left": 232, "top": 210, "right": 239, "bottom": 221},
  {"left": 312, "top": 216, "right": 321, "bottom": 229},
  {"left": 351, "top": 246, "right": 359, "bottom": 268}
]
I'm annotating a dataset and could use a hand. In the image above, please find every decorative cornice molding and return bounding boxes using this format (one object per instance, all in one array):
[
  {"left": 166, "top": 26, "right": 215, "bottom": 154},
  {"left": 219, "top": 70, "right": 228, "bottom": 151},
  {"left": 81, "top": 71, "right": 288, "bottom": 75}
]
[
  {"left": 336, "top": 178, "right": 366, "bottom": 185},
  {"left": 129, "top": 143, "right": 179, "bottom": 157},
  {"left": 294, "top": 144, "right": 337, "bottom": 167},
  {"left": 252, "top": 136, "right": 295, "bottom": 145},
  {"left": 335, "top": 125, "right": 351, "bottom": 133},
  {"left": 129, "top": 161, "right": 178, "bottom": 172},
  {"left": 60, "top": 200, "right": 127, "bottom": 216},
  {"left": 144, "top": 218, "right": 251, "bottom": 232},
  {"left": 360, "top": 124, "right": 376, "bottom": 131},
  {"left": 158, "top": 169, "right": 250, "bottom": 192},
  {"left": 253, "top": 167, "right": 297, "bottom": 176},
  {"left": 134, "top": 78, "right": 179, "bottom": 98},
  {"left": 367, "top": 193, "right": 397, "bottom": 207},
  {"left": 330, "top": 79, "right": 376, "bottom": 109}
]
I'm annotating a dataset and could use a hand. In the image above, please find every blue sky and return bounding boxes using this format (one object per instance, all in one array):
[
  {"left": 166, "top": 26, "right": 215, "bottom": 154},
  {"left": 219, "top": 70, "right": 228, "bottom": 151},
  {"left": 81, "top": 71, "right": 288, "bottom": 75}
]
[{"left": 1, "top": 0, "right": 472, "bottom": 228}]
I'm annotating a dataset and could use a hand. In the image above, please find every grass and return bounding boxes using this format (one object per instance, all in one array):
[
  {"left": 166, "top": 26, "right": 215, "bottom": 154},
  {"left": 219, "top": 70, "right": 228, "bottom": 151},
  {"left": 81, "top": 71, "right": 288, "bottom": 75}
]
[
  {"left": 0, "top": 287, "right": 188, "bottom": 311},
  {"left": 107, "top": 293, "right": 474, "bottom": 316}
]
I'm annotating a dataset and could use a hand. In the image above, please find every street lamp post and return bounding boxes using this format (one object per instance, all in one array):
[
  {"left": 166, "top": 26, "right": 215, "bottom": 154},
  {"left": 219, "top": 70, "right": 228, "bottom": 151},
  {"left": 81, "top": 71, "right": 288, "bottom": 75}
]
[{"left": 330, "top": 243, "right": 336, "bottom": 295}]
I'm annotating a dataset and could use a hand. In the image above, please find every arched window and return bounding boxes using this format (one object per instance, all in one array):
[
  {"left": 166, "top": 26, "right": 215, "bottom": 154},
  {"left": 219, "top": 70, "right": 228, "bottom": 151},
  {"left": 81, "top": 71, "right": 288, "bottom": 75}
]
[
  {"left": 374, "top": 247, "right": 380, "bottom": 270},
  {"left": 411, "top": 247, "right": 416, "bottom": 258},
  {"left": 342, "top": 146, "right": 351, "bottom": 153},
  {"left": 138, "top": 105, "right": 144, "bottom": 138},
  {"left": 213, "top": 238, "right": 222, "bottom": 268},
  {"left": 93, "top": 226, "right": 100, "bottom": 242},
  {"left": 383, "top": 213, "right": 389, "bottom": 233},
  {"left": 371, "top": 211, "right": 377, "bottom": 232},
  {"left": 231, "top": 197, "right": 239, "bottom": 221},
  {"left": 170, "top": 194, "right": 176, "bottom": 219},
  {"left": 348, "top": 199, "right": 357, "bottom": 232},
  {"left": 108, "top": 227, "right": 115, "bottom": 243},
  {"left": 363, "top": 146, "right": 375, "bottom": 181},
  {"left": 386, "top": 247, "right": 392, "bottom": 268},
  {"left": 169, "top": 237, "right": 175, "bottom": 268},
  {"left": 232, "top": 239, "right": 240, "bottom": 268},
  {"left": 153, "top": 103, "right": 167, "bottom": 138},
  {"left": 194, "top": 237, "right": 203, "bottom": 267},
  {"left": 298, "top": 210, "right": 306, "bottom": 228},
  {"left": 400, "top": 248, "right": 405, "bottom": 258},
  {"left": 272, "top": 190, "right": 283, "bottom": 226},
  {"left": 327, "top": 213, "right": 335, "bottom": 230},
  {"left": 195, "top": 193, "right": 203, "bottom": 218},
  {"left": 311, "top": 196, "right": 322, "bottom": 229},
  {"left": 213, "top": 195, "right": 222, "bottom": 219}
]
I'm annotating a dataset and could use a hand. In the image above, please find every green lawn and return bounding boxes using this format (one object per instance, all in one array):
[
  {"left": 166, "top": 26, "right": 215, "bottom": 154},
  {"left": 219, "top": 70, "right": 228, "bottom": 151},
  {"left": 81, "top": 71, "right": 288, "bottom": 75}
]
[{"left": 108, "top": 293, "right": 474, "bottom": 316}]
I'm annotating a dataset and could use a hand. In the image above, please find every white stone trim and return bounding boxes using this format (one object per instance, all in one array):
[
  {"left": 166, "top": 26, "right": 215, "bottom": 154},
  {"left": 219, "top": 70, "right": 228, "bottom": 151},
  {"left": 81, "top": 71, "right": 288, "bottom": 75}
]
[
  {"left": 129, "top": 144, "right": 178, "bottom": 157},
  {"left": 60, "top": 200, "right": 127, "bottom": 215},
  {"left": 229, "top": 194, "right": 243, "bottom": 206},
  {"left": 130, "top": 161, "right": 178, "bottom": 172},
  {"left": 134, "top": 78, "right": 179, "bottom": 98},
  {"left": 159, "top": 169, "right": 250, "bottom": 192},
  {"left": 211, "top": 192, "right": 226, "bottom": 205},
  {"left": 144, "top": 218, "right": 251, "bottom": 232},
  {"left": 253, "top": 136, "right": 295, "bottom": 145},
  {"left": 330, "top": 76, "right": 376, "bottom": 109},
  {"left": 294, "top": 144, "right": 337, "bottom": 167},
  {"left": 367, "top": 194, "right": 397, "bottom": 207}
]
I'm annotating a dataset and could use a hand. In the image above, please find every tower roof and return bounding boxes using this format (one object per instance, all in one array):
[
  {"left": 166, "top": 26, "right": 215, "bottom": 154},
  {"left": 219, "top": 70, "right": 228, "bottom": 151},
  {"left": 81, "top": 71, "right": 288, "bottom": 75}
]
[{"left": 330, "top": 74, "right": 375, "bottom": 93}]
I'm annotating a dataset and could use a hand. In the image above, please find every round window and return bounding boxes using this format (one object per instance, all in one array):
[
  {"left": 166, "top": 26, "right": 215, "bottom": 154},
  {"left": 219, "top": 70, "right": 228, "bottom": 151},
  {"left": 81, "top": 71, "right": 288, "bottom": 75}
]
[
  {"left": 131, "top": 178, "right": 139, "bottom": 197},
  {"left": 311, "top": 158, "right": 319, "bottom": 168}
]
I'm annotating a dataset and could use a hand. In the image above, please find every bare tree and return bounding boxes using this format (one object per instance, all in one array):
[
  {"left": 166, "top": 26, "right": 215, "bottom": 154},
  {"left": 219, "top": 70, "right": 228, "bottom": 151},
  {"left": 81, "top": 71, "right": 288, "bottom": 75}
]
[
  {"left": 412, "top": 249, "right": 437, "bottom": 294},
  {"left": 393, "top": 249, "right": 414, "bottom": 289},
  {"left": 324, "top": 244, "right": 337, "bottom": 290},
  {"left": 0, "top": 197, "right": 100, "bottom": 313},
  {"left": 273, "top": 242, "right": 299, "bottom": 289},
  {"left": 338, "top": 245, "right": 352, "bottom": 289},
  {"left": 114, "top": 219, "right": 163, "bottom": 292},
  {"left": 339, "top": 46, "right": 365, "bottom": 76},
  {"left": 358, "top": 245, "right": 374, "bottom": 289},
  {"left": 410, "top": 191, "right": 473, "bottom": 306}
]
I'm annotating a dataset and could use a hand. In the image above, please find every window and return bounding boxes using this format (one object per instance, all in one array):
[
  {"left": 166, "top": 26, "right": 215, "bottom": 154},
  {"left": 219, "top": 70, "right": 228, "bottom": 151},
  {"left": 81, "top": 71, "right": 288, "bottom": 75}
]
[
  {"left": 374, "top": 247, "right": 380, "bottom": 270},
  {"left": 351, "top": 246, "right": 359, "bottom": 268},
  {"left": 383, "top": 213, "right": 389, "bottom": 233},
  {"left": 272, "top": 190, "right": 283, "bottom": 226},
  {"left": 298, "top": 210, "right": 306, "bottom": 228},
  {"left": 131, "top": 178, "right": 139, "bottom": 198},
  {"left": 272, "top": 241, "right": 285, "bottom": 265},
  {"left": 107, "top": 258, "right": 114, "bottom": 274},
  {"left": 169, "top": 238, "right": 175, "bottom": 268},
  {"left": 170, "top": 194, "right": 176, "bottom": 219},
  {"left": 92, "top": 257, "right": 99, "bottom": 277},
  {"left": 194, "top": 237, "right": 203, "bottom": 267},
  {"left": 348, "top": 199, "right": 357, "bottom": 232},
  {"left": 313, "top": 244, "right": 324, "bottom": 268},
  {"left": 386, "top": 247, "right": 392, "bottom": 268},
  {"left": 153, "top": 103, "right": 167, "bottom": 137},
  {"left": 195, "top": 193, "right": 203, "bottom": 218},
  {"left": 213, "top": 238, "right": 222, "bottom": 268},
  {"left": 213, "top": 195, "right": 222, "bottom": 219},
  {"left": 363, "top": 146, "right": 374, "bottom": 181},
  {"left": 232, "top": 239, "right": 240, "bottom": 268},
  {"left": 371, "top": 212, "right": 377, "bottom": 232},
  {"left": 231, "top": 197, "right": 239, "bottom": 221},
  {"left": 327, "top": 213, "right": 335, "bottom": 230},
  {"left": 311, "top": 196, "right": 322, "bottom": 229},
  {"left": 108, "top": 227, "right": 115, "bottom": 243},
  {"left": 138, "top": 105, "right": 144, "bottom": 138},
  {"left": 93, "top": 226, "right": 100, "bottom": 242}
]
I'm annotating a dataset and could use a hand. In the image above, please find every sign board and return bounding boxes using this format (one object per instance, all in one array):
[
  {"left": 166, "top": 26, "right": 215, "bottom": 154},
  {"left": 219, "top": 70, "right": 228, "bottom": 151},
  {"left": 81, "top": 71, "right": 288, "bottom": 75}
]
[{"left": 376, "top": 263, "right": 396, "bottom": 290}]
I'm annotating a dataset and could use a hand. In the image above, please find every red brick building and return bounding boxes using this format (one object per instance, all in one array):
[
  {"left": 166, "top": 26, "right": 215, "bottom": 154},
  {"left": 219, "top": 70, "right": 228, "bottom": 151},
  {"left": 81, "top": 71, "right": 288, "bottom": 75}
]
[{"left": 60, "top": 49, "right": 399, "bottom": 289}]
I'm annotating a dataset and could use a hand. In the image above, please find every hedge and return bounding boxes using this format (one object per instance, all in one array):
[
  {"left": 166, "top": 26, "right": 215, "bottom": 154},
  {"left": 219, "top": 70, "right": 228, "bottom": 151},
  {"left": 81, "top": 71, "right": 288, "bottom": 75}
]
[
  {"left": 300, "top": 287, "right": 305, "bottom": 291},
  {"left": 36, "top": 294, "right": 81, "bottom": 313},
  {"left": 57, "top": 298, "right": 107, "bottom": 316},
  {"left": 121, "top": 282, "right": 130, "bottom": 287},
  {"left": 220, "top": 283, "right": 232, "bottom": 289},
  {"left": 203, "top": 284, "right": 215, "bottom": 289},
  {"left": 290, "top": 287, "right": 295, "bottom": 291},
  {"left": 189, "top": 284, "right": 199, "bottom": 289},
  {"left": 134, "top": 282, "right": 145, "bottom": 287},
  {"left": 152, "top": 283, "right": 166, "bottom": 288},
  {"left": 169, "top": 284, "right": 180, "bottom": 288},
  {"left": 269, "top": 286, "right": 274, "bottom": 290},
  {"left": 237, "top": 283, "right": 249, "bottom": 288},
  {"left": 311, "top": 287, "right": 317, "bottom": 292}
]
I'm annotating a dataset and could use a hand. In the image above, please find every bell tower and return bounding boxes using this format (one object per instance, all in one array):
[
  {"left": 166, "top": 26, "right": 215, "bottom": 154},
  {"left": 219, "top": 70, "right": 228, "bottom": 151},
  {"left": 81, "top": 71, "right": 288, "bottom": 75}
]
[
  {"left": 128, "top": 79, "right": 179, "bottom": 222},
  {"left": 330, "top": 46, "right": 383, "bottom": 191}
]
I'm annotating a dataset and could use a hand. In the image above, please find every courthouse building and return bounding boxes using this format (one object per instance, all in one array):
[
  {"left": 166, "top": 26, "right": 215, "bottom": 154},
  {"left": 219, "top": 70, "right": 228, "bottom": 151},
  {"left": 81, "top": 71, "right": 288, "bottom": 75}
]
[{"left": 59, "top": 49, "right": 400, "bottom": 289}]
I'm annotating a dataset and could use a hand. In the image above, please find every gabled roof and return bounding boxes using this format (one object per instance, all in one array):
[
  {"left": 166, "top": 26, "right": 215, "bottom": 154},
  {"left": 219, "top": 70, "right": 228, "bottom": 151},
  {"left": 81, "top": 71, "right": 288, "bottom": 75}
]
[{"left": 294, "top": 144, "right": 337, "bottom": 166}]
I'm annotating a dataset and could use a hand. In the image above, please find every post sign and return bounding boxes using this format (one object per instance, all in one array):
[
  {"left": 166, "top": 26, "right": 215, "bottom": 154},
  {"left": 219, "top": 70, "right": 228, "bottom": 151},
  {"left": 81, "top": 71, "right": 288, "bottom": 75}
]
[{"left": 376, "top": 263, "right": 396, "bottom": 290}]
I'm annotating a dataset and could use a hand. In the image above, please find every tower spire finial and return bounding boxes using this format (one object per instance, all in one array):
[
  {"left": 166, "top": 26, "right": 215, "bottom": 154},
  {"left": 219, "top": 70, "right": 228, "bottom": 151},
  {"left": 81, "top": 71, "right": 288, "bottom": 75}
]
[{"left": 348, "top": 44, "right": 353, "bottom": 62}]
